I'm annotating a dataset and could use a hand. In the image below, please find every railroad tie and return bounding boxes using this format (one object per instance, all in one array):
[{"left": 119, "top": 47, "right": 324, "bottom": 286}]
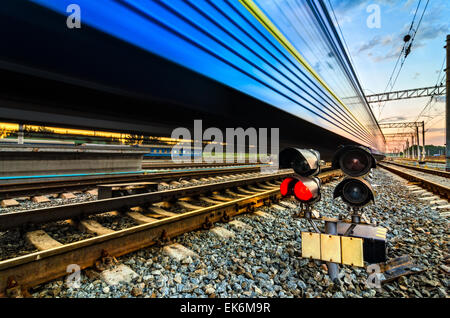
[
  {"left": 419, "top": 197, "right": 439, "bottom": 202},
  {"left": 210, "top": 194, "right": 233, "bottom": 202},
  {"left": 177, "top": 201, "right": 205, "bottom": 210},
  {"left": 430, "top": 199, "right": 448, "bottom": 205},
  {"left": 253, "top": 211, "right": 274, "bottom": 219},
  {"left": 225, "top": 189, "right": 247, "bottom": 198},
  {"left": 162, "top": 243, "right": 198, "bottom": 262},
  {"left": 237, "top": 187, "right": 258, "bottom": 195},
  {"left": 26, "top": 230, "right": 63, "bottom": 251},
  {"left": 247, "top": 185, "right": 265, "bottom": 192},
  {"left": 229, "top": 220, "right": 252, "bottom": 231},
  {"left": 210, "top": 226, "right": 235, "bottom": 239},
  {"left": 199, "top": 196, "right": 223, "bottom": 205},
  {"left": 0, "top": 199, "right": 19, "bottom": 208},
  {"left": 147, "top": 206, "right": 177, "bottom": 217},
  {"left": 85, "top": 189, "right": 98, "bottom": 196},
  {"left": 126, "top": 211, "right": 159, "bottom": 225},
  {"left": 256, "top": 183, "right": 277, "bottom": 190},
  {"left": 79, "top": 220, "right": 115, "bottom": 236},
  {"left": 31, "top": 196, "right": 50, "bottom": 203},
  {"left": 278, "top": 201, "right": 297, "bottom": 209},
  {"left": 271, "top": 204, "right": 287, "bottom": 211},
  {"left": 60, "top": 192, "right": 76, "bottom": 199}
]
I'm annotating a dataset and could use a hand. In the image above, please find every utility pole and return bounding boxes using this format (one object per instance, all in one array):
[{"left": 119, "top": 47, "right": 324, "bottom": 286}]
[
  {"left": 416, "top": 125, "right": 420, "bottom": 162},
  {"left": 422, "top": 121, "right": 425, "bottom": 161},
  {"left": 446, "top": 35, "right": 450, "bottom": 171},
  {"left": 405, "top": 140, "right": 409, "bottom": 158},
  {"left": 410, "top": 136, "right": 413, "bottom": 158}
]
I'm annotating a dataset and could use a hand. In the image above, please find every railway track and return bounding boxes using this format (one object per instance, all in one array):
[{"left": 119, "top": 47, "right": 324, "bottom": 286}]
[
  {"left": 378, "top": 162, "right": 450, "bottom": 201},
  {"left": 0, "top": 168, "right": 342, "bottom": 297},
  {"left": 0, "top": 165, "right": 267, "bottom": 200},
  {"left": 141, "top": 161, "right": 260, "bottom": 169},
  {"left": 383, "top": 161, "right": 450, "bottom": 178}
]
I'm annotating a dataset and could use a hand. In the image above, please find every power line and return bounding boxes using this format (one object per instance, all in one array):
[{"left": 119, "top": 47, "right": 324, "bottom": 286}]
[{"left": 378, "top": 0, "right": 429, "bottom": 120}]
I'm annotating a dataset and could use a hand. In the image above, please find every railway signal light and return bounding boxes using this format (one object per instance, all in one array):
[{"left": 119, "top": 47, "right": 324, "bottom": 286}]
[
  {"left": 332, "top": 145, "right": 376, "bottom": 208},
  {"left": 279, "top": 148, "right": 321, "bottom": 204},
  {"left": 332, "top": 145, "right": 376, "bottom": 177},
  {"left": 280, "top": 176, "right": 321, "bottom": 204},
  {"left": 333, "top": 177, "right": 375, "bottom": 207}
]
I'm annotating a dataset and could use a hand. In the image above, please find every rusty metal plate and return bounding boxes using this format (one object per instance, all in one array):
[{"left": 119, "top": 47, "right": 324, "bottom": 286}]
[
  {"left": 301, "top": 232, "right": 321, "bottom": 260},
  {"left": 341, "top": 236, "right": 364, "bottom": 267},
  {"left": 320, "top": 234, "right": 341, "bottom": 263}
]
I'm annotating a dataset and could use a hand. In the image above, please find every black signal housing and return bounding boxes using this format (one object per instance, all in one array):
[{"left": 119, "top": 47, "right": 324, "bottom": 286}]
[
  {"left": 279, "top": 147, "right": 321, "bottom": 177},
  {"left": 333, "top": 177, "right": 375, "bottom": 207},
  {"left": 332, "top": 145, "right": 376, "bottom": 177}
]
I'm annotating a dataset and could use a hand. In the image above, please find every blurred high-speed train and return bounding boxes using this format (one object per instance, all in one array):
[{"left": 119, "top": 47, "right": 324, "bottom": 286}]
[{"left": 0, "top": 139, "right": 201, "bottom": 159}]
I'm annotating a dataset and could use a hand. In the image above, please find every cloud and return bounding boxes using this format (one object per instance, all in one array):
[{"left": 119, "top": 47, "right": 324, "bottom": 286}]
[
  {"left": 339, "top": 0, "right": 449, "bottom": 63},
  {"left": 356, "top": 34, "right": 396, "bottom": 54},
  {"left": 356, "top": 20, "right": 449, "bottom": 62},
  {"left": 371, "top": 45, "right": 403, "bottom": 62},
  {"left": 412, "top": 72, "right": 420, "bottom": 80}
]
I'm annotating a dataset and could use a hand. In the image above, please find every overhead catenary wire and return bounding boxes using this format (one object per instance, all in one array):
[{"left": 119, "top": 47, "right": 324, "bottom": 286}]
[{"left": 378, "top": 0, "right": 429, "bottom": 120}]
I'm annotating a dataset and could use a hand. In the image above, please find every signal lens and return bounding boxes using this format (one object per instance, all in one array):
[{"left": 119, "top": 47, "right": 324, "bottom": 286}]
[
  {"left": 280, "top": 177, "right": 297, "bottom": 196},
  {"left": 342, "top": 180, "right": 369, "bottom": 205},
  {"left": 340, "top": 150, "right": 371, "bottom": 177},
  {"left": 293, "top": 180, "right": 313, "bottom": 202}
]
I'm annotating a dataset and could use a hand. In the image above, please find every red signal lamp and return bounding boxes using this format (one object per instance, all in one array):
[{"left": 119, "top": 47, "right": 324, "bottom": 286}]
[
  {"left": 294, "top": 180, "right": 313, "bottom": 201},
  {"left": 280, "top": 176, "right": 321, "bottom": 204},
  {"left": 280, "top": 177, "right": 296, "bottom": 196}
]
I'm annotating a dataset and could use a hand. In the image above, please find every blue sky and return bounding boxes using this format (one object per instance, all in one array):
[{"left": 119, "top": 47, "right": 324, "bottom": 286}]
[{"left": 329, "top": 0, "right": 449, "bottom": 147}]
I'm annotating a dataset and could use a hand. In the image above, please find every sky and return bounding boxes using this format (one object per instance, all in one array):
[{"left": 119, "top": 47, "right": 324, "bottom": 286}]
[{"left": 329, "top": 0, "right": 449, "bottom": 149}]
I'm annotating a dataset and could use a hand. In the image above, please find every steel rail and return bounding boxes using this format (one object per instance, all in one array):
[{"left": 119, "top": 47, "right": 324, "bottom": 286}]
[
  {"left": 0, "top": 165, "right": 265, "bottom": 200},
  {"left": 378, "top": 163, "right": 450, "bottom": 200},
  {"left": 0, "top": 188, "right": 279, "bottom": 296},
  {"left": 141, "top": 162, "right": 261, "bottom": 169},
  {"left": 0, "top": 171, "right": 296, "bottom": 231},
  {"left": 382, "top": 161, "right": 450, "bottom": 178},
  {"left": 0, "top": 168, "right": 342, "bottom": 296}
]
